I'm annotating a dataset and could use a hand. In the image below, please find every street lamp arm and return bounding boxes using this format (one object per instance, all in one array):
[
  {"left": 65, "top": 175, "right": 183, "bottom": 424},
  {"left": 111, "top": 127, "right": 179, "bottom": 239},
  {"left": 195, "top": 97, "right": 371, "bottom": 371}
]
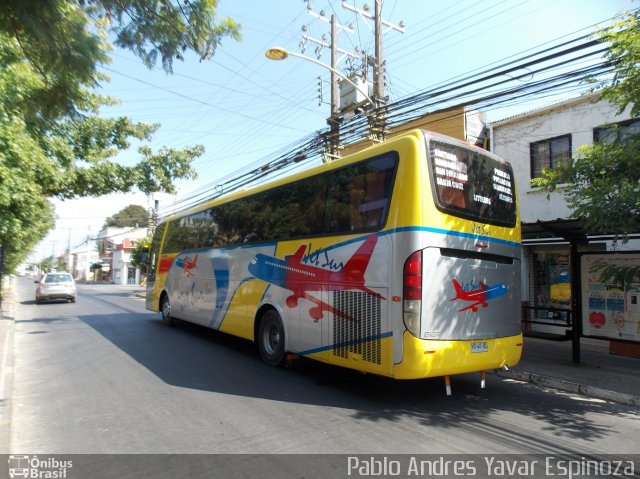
[{"left": 265, "top": 47, "right": 375, "bottom": 108}]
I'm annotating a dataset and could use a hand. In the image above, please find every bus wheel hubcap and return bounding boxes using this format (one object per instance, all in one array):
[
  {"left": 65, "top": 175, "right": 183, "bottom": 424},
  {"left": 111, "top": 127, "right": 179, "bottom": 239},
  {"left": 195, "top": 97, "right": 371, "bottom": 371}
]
[{"left": 266, "top": 324, "right": 279, "bottom": 354}]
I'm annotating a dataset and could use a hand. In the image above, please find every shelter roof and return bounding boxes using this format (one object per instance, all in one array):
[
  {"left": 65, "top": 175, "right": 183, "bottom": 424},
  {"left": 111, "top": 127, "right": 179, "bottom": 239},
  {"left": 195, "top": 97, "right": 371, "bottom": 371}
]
[{"left": 521, "top": 219, "right": 640, "bottom": 245}]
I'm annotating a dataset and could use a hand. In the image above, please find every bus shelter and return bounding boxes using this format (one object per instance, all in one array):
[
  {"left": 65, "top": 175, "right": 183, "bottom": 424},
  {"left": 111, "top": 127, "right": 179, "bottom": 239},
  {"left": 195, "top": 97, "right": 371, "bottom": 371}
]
[{"left": 521, "top": 219, "right": 640, "bottom": 363}]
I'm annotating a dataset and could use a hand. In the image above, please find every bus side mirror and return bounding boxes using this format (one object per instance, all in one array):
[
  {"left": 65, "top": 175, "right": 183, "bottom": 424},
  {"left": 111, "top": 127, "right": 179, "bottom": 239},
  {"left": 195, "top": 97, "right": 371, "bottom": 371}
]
[{"left": 140, "top": 248, "right": 150, "bottom": 264}]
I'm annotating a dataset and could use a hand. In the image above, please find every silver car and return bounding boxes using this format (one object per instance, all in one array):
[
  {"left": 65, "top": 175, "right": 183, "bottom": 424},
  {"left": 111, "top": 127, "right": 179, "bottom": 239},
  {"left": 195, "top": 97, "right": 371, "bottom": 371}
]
[{"left": 35, "top": 272, "right": 77, "bottom": 304}]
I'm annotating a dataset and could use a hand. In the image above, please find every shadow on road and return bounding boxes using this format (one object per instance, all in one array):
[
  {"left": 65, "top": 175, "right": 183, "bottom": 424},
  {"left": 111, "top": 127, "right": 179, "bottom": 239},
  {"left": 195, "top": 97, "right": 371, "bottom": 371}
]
[
  {"left": 22, "top": 299, "right": 75, "bottom": 306},
  {"left": 21, "top": 309, "right": 625, "bottom": 453}
]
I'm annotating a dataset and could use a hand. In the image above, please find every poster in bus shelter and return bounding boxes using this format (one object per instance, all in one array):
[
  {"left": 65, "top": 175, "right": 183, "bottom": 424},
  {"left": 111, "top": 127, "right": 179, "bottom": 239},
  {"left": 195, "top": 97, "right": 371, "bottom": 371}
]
[{"left": 581, "top": 253, "right": 640, "bottom": 343}]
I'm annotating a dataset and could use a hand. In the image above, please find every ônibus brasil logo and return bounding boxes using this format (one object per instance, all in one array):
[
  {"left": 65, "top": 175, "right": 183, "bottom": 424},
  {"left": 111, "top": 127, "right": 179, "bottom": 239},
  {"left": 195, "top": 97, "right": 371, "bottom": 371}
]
[{"left": 8, "top": 455, "right": 73, "bottom": 479}]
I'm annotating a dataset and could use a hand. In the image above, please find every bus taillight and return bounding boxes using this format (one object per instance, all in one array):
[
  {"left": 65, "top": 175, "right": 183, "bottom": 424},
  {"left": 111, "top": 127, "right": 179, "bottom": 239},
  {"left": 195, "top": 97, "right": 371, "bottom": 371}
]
[{"left": 403, "top": 250, "right": 423, "bottom": 336}]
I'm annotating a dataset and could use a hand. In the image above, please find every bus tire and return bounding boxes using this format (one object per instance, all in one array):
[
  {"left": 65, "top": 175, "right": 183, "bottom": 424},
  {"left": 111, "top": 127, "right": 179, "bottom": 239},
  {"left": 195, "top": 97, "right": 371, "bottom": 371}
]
[
  {"left": 161, "top": 294, "right": 176, "bottom": 326},
  {"left": 258, "top": 310, "right": 286, "bottom": 367}
]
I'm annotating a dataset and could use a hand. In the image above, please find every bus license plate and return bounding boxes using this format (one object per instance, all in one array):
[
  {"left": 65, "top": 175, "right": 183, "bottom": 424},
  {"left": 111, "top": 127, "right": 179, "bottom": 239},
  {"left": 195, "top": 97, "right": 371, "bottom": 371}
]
[{"left": 471, "top": 341, "right": 488, "bottom": 353}]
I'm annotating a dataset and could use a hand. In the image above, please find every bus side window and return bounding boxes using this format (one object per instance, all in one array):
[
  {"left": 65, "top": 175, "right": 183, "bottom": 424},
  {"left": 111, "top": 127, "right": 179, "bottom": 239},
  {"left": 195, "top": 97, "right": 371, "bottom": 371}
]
[
  {"left": 351, "top": 170, "right": 388, "bottom": 229},
  {"left": 326, "top": 178, "right": 352, "bottom": 233},
  {"left": 326, "top": 153, "right": 396, "bottom": 233}
]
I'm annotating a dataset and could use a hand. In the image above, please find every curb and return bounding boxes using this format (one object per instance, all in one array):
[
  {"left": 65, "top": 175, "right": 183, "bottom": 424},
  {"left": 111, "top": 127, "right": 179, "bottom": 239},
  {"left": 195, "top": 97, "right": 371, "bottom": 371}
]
[
  {"left": 0, "top": 282, "right": 16, "bottom": 454},
  {"left": 497, "top": 369, "right": 640, "bottom": 407}
]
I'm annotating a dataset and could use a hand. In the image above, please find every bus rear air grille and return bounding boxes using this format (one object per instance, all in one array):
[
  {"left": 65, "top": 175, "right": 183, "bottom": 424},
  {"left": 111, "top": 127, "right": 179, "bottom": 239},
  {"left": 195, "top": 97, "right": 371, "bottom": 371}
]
[{"left": 332, "top": 291, "right": 382, "bottom": 365}]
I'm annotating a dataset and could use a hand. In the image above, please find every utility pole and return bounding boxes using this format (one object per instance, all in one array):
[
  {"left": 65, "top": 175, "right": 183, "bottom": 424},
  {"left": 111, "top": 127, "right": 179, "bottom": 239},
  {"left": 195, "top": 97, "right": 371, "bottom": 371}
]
[
  {"left": 342, "top": 0, "right": 404, "bottom": 143},
  {"left": 148, "top": 199, "right": 159, "bottom": 235},
  {"left": 302, "top": 5, "right": 357, "bottom": 160},
  {"left": 373, "top": 0, "right": 384, "bottom": 106},
  {"left": 301, "top": 1, "right": 403, "bottom": 154},
  {"left": 51, "top": 241, "right": 56, "bottom": 271},
  {"left": 371, "top": 0, "right": 386, "bottom": 142},
  {"left": 66, "top": 228, "right": 72, "bottom": 274},
  {"left": 86, "top": 227, "right": 91, "bottom": 282},
  {"left": 328, "top": 14, "right": 341, "bottom": 159}
]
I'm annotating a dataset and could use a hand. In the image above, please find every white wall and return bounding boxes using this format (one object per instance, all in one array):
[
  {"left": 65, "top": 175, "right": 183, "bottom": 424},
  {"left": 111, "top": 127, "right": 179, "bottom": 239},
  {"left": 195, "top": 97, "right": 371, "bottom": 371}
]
[
  {"left": 491, "top": 96, "right": 633, "bottom": 223},
  {"left": 464, "top": 109, "right": 487, "bottom": 146},
  {"left": 70, "top": 241, "right": 99, "bottom": 281},
  {"left": 97, "top": 227, "right": 147, "bottom": 284}
]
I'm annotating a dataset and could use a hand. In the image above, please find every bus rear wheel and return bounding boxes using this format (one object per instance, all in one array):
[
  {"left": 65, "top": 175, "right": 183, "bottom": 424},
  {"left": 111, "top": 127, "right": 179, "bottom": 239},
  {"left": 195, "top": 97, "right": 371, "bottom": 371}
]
[
  {"left": 258, "top": 310, "right": 286, "bottom": 367},
  {"left": 161, "top": 294, "right": 176, "bottom": 326}
]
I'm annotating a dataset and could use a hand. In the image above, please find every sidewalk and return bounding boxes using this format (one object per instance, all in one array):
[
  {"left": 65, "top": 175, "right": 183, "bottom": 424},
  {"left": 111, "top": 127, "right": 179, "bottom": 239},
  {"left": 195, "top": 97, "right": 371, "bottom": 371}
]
[
  {"left": 0, "top": 282, "right": 16, "bottom": 454},
  {"left": 497, "top": 336, "right": 640, "bottom": 407}
]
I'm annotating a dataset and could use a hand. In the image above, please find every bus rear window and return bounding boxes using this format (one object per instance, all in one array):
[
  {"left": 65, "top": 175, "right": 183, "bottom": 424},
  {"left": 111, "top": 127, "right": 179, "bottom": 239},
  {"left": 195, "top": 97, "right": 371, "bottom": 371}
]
[{"left": 428, "top": 139, "right": 516, "bottom": 227}]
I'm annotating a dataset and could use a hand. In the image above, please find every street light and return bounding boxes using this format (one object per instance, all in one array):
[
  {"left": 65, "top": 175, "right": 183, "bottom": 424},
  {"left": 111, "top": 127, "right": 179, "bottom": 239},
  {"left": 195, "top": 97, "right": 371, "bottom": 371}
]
[{"left": 265, "top": 47, "right": 375, "bottom": 108}]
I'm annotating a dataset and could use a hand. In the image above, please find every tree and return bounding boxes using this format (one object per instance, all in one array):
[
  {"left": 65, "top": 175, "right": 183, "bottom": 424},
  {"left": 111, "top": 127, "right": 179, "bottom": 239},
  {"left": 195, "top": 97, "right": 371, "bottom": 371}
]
[
  {"left": 595, "top": 11, "right": 640, "bottom": 119},
  {"left": 0, "top": 1, "right": 240, "bottom": 288},
  {"left": 105, "top": 205, "right": 150, "bottom": 228},
  {"left": 38, "top": 257, "right": 54, "bottom": 274},
  {"left": 130, "top": 237, "right": 151, "bottom": 275},
  {"left": 531, "top": 10, "right": 640, "bottom": 236}
]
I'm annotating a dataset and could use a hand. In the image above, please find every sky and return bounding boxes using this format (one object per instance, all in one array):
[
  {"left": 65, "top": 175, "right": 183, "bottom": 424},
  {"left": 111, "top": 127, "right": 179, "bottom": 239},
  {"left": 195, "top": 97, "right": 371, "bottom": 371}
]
[{"left": 30, "top": 0, "right": 635, "bottom": 263}]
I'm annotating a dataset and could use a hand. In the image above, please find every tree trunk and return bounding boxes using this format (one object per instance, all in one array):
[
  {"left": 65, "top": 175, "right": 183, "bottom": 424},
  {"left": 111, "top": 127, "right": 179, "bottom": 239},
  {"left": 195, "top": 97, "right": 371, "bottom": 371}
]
[{"left": 0, "top": 243, "right": 5, "bottom": 310}]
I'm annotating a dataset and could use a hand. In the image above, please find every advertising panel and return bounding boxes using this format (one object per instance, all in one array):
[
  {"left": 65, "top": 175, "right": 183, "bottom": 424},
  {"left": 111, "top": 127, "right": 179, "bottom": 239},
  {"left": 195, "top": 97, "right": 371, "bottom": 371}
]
[{"left": 581, "top": 253, "right": 640, "bottom": 342}]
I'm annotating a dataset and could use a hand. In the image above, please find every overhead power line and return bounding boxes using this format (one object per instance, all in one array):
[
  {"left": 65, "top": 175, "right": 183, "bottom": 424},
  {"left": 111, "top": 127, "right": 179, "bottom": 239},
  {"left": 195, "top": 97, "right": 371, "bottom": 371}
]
[{"left": 158, "top": 19, "right": 622, "bottom": 220}]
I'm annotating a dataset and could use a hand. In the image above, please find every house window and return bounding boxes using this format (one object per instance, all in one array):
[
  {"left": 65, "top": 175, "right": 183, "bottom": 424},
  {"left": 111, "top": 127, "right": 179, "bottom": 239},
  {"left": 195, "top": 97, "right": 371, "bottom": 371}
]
[
  {"left": 530, "top": 134, "right": 571, "bottom": 179},
  {"left": 594, "top": 118, "right": 640, "bottom": 144}
]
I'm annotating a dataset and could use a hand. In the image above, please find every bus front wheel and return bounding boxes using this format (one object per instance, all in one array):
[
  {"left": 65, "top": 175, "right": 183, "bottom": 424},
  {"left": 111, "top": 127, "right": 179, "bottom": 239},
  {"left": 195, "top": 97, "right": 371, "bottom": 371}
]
[
  {"left": 258, "top": 310, "right": 286, "bottom": 367},
  {"left": 161, "top": 294, "right": 176, "bottom": 326}
]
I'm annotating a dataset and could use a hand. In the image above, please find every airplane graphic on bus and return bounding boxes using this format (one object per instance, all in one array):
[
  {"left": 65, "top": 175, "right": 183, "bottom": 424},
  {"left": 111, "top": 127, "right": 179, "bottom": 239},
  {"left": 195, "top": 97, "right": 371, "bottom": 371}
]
[
  {"left": 249, "top": 235, "right": 384, "bottom": 321},
  {"left": 175, "top": 254, "right": 199, "bottom": 276},
  {"left": 450, "top": 278, "right": 507, "bottom": 312}
]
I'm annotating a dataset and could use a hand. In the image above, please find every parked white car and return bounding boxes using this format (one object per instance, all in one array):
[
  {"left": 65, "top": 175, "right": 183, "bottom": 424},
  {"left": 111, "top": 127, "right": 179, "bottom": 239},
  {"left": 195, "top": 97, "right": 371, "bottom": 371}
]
[{"left": 35, "top": 272, "right": 77, "bottom": 304}]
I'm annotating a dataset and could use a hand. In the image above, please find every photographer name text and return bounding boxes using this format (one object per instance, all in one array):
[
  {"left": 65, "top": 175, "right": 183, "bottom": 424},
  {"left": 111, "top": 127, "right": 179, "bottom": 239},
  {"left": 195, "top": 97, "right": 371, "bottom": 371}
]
[{"left": 347, "top": 456, "right": 635, "bottom": 478}]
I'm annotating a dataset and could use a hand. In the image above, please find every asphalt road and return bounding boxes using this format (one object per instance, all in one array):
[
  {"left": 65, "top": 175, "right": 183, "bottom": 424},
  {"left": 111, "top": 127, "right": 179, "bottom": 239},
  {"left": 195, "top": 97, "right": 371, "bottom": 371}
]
[{"left": 4, "top": 277, "right": 639, "bottom": 460}]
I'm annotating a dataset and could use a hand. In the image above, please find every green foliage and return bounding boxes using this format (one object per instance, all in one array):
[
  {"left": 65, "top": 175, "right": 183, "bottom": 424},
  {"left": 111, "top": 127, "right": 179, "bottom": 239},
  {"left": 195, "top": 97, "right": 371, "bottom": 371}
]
[
  {"left": 532, "top": 10, "right": 640, "bottom": 239},
  {"left": 589, "top": 259, "right": 640, "bottom": 289},
  {"left": 0, "top": 77, "right": 56, "bottom": 273},
  {"left": 105, "top": 204, "right": 150, "bottom": 228},
  {"left": 130, "top": 237, "right": 151, "bottom": 273},
  {"left": 531, "top": 135, "right": 640, "bottom": 234},
  {"left": 56, "top": 256, "right": 69, "bottom": 272},
  {"left": 0, "top": 1, "right": 107, "bottom": 125},
  {"left": 38, "top": 257, "right": 53, "bottom": 273},
  {"left": 0, "top": 0, "right": 240, "bottom": 275},
  {"left": 87, "top": 0, "right": 241, "bottom": 72},
  {"left": 596, "top": 10, "right": 640, "bottom": 118}
]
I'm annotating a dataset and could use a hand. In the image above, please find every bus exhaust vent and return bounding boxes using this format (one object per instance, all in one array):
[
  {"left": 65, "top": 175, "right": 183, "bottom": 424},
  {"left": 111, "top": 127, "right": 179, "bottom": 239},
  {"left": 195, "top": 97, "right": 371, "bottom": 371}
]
[{"left": 332, "top": 291, "right": 382, "bottom": 365}]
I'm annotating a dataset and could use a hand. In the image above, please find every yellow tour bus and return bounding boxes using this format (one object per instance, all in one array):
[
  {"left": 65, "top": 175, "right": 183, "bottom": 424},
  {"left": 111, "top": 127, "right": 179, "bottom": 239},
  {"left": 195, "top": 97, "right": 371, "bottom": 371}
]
[{"left": 145, "top": 129, "right": 522, "bottom": 392}]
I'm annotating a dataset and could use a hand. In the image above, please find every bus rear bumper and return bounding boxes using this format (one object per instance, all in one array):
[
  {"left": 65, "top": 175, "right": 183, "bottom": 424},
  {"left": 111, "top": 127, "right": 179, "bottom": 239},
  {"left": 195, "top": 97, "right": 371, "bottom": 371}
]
[{"left": 393, "top": 331, "right": 523, "bottom": 380}]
